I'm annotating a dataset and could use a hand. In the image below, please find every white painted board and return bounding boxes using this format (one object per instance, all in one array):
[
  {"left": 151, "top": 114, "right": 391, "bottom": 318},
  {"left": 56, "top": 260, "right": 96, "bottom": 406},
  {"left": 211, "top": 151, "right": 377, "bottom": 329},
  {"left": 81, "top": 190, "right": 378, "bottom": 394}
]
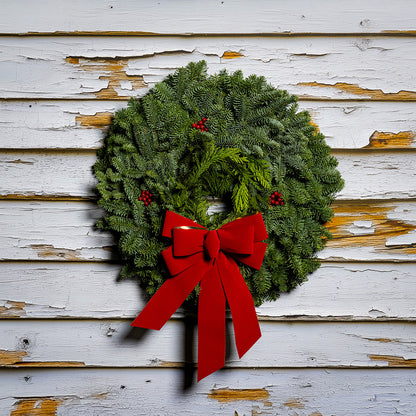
[
  {"left": 1, "top": 262, "right": 415, "bottom": 320},
  {"left": 1, "top": 200, "right": 415, "bottom": 261},
  {"left": 1, "top": 100, "right": 415, "bottom": 150},
  {"left": 1, "top": 0, "right": 415, "bottom": 35},
  {"left": 1, "top": 320, "right": 415, "bottom": 368},
  {"left": 1, "top": 151, "right": 415, "bottom": 199},
  {"left": 1, "top": 37, "right": 415, "bottom": 100}
]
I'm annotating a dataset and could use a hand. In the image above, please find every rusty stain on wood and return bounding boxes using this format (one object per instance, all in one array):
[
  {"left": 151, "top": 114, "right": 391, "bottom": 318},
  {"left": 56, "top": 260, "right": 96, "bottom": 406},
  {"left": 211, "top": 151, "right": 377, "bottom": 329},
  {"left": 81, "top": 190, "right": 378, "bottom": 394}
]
[
  {"left": 29, "top": 244, "right": 82, "bottom": 261},
  {"left": 0, "top": 301, "right": 26, "bottom": 318},
  {"left": 297, "top": 81, "right": 416, "bottom": 101},
  {"left": 368, "top": 354, "right": 416, "bottom": 367},
  {"left": 363, "top": 131, "right": 415, "bottom": 149},
  {"left": 75, "top": 112, "right": 114, "bottom": 130},
  {"left": 10, "top": 398, "right": 63, "bottom": 416},
  {"left": 208, "top": 388, "right": 270, "bottom": 403},
  {"left": 284, "top": 398, "right": 305, "bottom": 409},
  {"left": 326, "top": 202, "right": 416, "bottom": 254},
  {"left": 0, "top": 349, "right": 27, "bottom": 365},
  {"left": 66, "top": 57, "right": 147, "bottom": 99},
  {"left": 221, "top": 51, "right": 244, "bottom": 59}
]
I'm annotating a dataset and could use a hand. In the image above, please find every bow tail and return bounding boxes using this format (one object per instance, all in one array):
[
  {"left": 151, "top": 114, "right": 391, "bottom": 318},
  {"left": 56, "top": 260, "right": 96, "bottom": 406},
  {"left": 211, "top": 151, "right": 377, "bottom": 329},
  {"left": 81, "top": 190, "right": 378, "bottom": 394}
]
[
  {"left": 217, "top": 252, "right": 262, "bottom": 358},
  {"left": 131, "top": 259, "right": 205, "bottom": 330},
  {"left": 197, "top": 264, "right": 226, "bottom": 381}
]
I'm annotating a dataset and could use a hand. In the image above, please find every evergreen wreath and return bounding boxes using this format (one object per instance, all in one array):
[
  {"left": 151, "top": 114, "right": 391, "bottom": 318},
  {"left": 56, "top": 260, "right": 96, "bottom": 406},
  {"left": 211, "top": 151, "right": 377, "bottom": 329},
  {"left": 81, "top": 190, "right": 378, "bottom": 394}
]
[{"left": 94, "top": 61, "right": 344, "bottom": 307}]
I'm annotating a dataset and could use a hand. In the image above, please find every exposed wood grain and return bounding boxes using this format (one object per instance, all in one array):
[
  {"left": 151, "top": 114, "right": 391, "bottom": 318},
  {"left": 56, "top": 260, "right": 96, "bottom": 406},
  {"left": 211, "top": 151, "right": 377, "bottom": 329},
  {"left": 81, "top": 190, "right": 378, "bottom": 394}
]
[
  {"left": 0, "top": 320, "right": 414, "bottom": 369},
  {"left": 368, "top": 354, "right": 416, "bottom": 367},
  {"left": 1, "top": 151, "right": 415, "bottom": 200},
  {"left": 0, "top": 200, "right": 415, "bottom": 262},
  {"left": 64, "top": 57, "right": 147, "bottom": 99},
  {"left": 0, "top": 368, "right": 414, "bottom": 415},
  {"left": 363, "top": 131, "right": 416, "bottom": 149},
  {"left": 0, "top": 349, "right": 27, "bottom": 365},
  {"left": 0, "top": 262, "right": 414, "bottom": 320},
  {"left": 1, "top": 0, "right": 415, "bottom": 35},
  {"left": 10, "top": 398, "right": 62, "bottom": 416},
  {"left": 297, "top": 81, "right": 416, "bottom": 101},
  {"left": 324, "top": 201, "right": 416, "bottom": 260},
  {"left": 1, "top": 100, "right": 415, "bottom": 150},
  {"left": 208, "top": 388, "right": 270, "bottom": 403},
  {"left": 0, "top": 37, "right": 415, "bottom": 100}
]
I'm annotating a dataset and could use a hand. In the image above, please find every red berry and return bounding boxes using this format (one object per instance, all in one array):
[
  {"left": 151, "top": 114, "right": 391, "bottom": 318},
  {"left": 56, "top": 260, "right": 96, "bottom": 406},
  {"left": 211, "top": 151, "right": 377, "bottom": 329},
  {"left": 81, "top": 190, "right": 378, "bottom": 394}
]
[
  {"left": 199, "top": 120, "right": 204, "bottom": 124},
  {"left": 138, "top": 197, "right": 142, "bottom": 201},
  {"left": 280, "top": 201, "right": 284, "bottom": 205},
  {"left": 274, "top": 191, "right": 278, "bottom": 196},
  {"left": 202, "top": 117, "right": 207, "bottom": 122},
  {"left": 149, "top": 193, "right": 152, "bottom": 198},
  {"left": 270, "top": 194, "right": 275, "bottom": 199},
  {"left": 196, "top": 125, "right": 201, "bottom": 129},
  {"left": 144, "top": 201, "right": 149, "bottom": 206}
]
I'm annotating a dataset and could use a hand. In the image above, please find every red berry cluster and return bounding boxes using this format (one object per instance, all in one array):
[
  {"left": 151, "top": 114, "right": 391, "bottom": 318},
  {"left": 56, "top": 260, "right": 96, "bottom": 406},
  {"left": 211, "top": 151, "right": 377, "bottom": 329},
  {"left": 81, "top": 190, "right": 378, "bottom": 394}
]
[
  {"left": 269, "top": 191, "right": 284, "bottom": 206},
  {"left": 192, "top": 117, "right": 208, "bottom": 132},
  {"left": 138, "top": 190, "right": 153, "bottom": 207}
]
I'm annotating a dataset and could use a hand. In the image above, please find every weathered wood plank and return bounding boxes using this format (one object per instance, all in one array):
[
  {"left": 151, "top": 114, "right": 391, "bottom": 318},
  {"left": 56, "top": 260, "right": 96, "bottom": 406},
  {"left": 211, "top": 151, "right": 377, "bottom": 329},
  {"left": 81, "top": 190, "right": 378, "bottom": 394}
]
[
  {"left": 1, "top": 0, "right": 416, "bottom": 35},
  {"left": 0, "top": 200, "right": 415, "bottom": 262},
  {"left": 0, "top": 369, "right": 416, "bottom": 416},
  {"left": 1, "top": 100, "right": 415, "bottom": 150},
  {"left": 1, "top": 368, "right": 414, "bottom": 416},
  {"left": 1, "top": 262, "right": 414, "bottom": 320},
  {"left": 1, "top": 36, "right": 415, "bottom": 100},
  {"left": 0, "top": 151, "right": 415, "bottom": 200},
  {"left": 0, "top": 320, "right": 415, "bottom": 368}
]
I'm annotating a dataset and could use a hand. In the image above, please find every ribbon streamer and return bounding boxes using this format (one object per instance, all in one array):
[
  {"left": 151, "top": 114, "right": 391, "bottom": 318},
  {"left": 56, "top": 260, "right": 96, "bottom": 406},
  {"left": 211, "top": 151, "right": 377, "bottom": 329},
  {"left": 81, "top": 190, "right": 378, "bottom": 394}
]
[{"left": 131, "top": 210, "right": 268, "bottom": 381}]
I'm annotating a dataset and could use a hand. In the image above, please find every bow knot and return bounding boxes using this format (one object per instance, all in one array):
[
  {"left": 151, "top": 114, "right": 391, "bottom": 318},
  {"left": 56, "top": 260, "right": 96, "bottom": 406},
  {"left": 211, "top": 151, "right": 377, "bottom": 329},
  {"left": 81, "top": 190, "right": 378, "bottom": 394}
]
[
  {"left": 131, "top": 210, "right": 268, "bottom": 381},
  {"left": 204, "top": 230, "right": 220, "bottom": 260}
]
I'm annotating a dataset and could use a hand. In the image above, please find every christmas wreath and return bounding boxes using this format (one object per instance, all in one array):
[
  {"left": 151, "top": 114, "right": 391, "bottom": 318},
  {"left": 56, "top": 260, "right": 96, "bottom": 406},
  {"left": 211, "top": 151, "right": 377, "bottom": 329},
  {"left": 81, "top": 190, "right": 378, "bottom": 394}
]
[{"left": 94, "top": 61, "right": 343, "bottom": 379}]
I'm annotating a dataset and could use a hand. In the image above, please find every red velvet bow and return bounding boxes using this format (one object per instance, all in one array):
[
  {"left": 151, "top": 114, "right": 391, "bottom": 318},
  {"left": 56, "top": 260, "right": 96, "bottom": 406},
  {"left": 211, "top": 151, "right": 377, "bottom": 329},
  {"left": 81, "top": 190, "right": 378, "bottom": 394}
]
[{"left": 131, "top": 210, "right": 268, "bottom": 381}]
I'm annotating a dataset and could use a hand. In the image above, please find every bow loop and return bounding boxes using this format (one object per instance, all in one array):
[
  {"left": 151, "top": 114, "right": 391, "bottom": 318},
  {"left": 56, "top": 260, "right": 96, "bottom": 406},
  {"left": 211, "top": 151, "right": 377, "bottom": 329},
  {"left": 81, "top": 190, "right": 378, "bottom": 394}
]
[{"left": 172, "top": 228, "right": 206, "bottom": 257}]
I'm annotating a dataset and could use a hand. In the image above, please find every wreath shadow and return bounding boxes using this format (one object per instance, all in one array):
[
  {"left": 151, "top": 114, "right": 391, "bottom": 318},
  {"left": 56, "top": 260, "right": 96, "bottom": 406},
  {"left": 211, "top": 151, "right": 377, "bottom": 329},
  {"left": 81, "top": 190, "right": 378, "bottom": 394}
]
[{"left": 121, "top": 306, "right": 233, "bottom": 391}]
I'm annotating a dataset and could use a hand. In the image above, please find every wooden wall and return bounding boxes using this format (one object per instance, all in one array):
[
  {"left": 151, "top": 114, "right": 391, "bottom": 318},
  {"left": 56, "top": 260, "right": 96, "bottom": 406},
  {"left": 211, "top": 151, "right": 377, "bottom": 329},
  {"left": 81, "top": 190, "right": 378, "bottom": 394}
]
[{"left": 1, "top": 1, "right": 415, "bottom": 415}]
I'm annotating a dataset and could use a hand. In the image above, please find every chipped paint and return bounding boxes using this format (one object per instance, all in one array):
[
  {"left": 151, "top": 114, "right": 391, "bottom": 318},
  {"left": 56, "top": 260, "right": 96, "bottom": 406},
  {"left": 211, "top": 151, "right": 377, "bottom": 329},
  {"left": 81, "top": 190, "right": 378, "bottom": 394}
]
[
  {"left": 221, "top": 51, "right": 244, "bottom": 59},
  {"left": 75, "top": 112, "right": 114, "bottom": 130},
  {"left": 0, "top": 194, "right": 92, "bottom": 201},
  {"left": 365, "top": 337, "right": 400, "bottom": 343},
  {"left": 368, "top": 354, "right": 416, "bottom": 367},
  {"left": 309, "top": 412, "right": 323, "bottom": 416},
  {"left": 0, "top": 349, "right": 27, "bottom": 365},
  {"left": 29, "top": 244, "right": 82, "bottom": 261},
  {"left": 3, "top": 159, "right": 34, "bottom": 165},
  {"left": 284, "top": 398, "right": 305, "bottom": 409},
  {"left": 10, "top": 398, "right": 63, "bottom": 416},
  {"left": 208, "top": 388, "right": 270, "bottom": 403},
  {"left": 0, "top": 301, "right": 26, "bottom": 318},
  {"left": 297, "top": 81, "right": 416, "bottom": 101},
  {"left": 14, "top": 361, "right": 86, "bottom": 368},
  {"left": 364, "top": 131, "right": 415, "bottom": 148},
  {"left": 66, "top": 57, "right": 147, "bottom": 99},
  {"left": 326, "top": 202, "right": 416, "bottom": 254}
]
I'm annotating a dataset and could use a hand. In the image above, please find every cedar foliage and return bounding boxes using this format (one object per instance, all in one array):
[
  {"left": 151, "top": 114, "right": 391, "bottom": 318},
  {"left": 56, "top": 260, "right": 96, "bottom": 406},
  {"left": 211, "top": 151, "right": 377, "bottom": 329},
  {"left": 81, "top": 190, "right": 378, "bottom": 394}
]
[{"left": 94, "top": 61, "right": 344, "bottom": 306}]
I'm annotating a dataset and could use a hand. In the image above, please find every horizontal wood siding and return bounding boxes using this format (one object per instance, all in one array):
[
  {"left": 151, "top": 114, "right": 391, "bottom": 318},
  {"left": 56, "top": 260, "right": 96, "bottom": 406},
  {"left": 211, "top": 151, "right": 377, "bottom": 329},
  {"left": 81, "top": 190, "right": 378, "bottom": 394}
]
[{"left": 1, "top": 1, "right": 415, "bottom": 414}]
